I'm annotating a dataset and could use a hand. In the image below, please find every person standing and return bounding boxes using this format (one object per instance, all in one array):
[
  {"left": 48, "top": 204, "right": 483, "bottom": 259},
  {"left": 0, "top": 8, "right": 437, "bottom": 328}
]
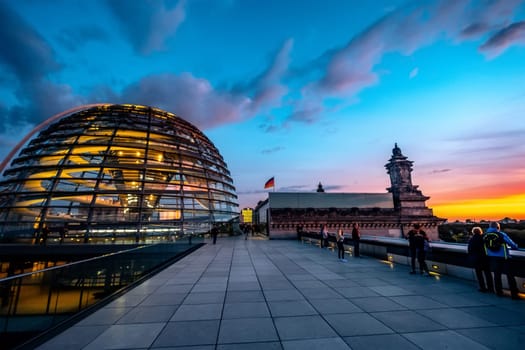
[
  {"left": 296, "top": 225, "right": 303, "bottom": 241},
  {"left": 414, "top": 226, "right": 431, "bottom": 276},
  {"left": 244, "top": 224, "right": 249, "bottom": 240},
  {"left": 336, "top": 228, "right": 347, "bottom": 262},
  {"left": 483, "top": 222, "right": 520, "bottom": 299},
  {"left": 211, "top": 224, "right": 219, "bottom": 245},
  {"left": 320, "top": 224, "right": 328, "bottom": 248},
  {"left": 406, "top": 224, "right": 418, "bottom": 273},
  {"left": 468, "top": 226, "right": 494, "bottom": 293},
  {"left": 405, "top": 223, "right": 429, "bottom": 275},
  {"left": 351, "top": 223, "right": 361, "bottom": 257}
]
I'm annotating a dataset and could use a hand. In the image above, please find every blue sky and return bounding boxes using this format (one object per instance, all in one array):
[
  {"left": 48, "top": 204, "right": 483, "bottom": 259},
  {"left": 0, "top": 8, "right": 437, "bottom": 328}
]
[{"left": 1, "top": 0, "right": 525, "bottom": 220}]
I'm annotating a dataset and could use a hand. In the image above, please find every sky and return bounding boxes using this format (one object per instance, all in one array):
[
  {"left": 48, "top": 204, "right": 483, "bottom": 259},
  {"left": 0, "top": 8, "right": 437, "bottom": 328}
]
[{"left": 1, "top": 0, "right": 524, "bottom": 222}]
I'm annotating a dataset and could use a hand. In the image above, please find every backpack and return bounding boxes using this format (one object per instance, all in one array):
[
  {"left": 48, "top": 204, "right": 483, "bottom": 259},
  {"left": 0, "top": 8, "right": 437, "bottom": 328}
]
[{"left": 483, "top": 231, "right": 503, "bottom": 252}]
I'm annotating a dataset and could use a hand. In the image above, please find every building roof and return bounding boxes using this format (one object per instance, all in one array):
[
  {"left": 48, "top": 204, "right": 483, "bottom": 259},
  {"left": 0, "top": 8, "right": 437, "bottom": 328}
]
[{"left": 268, "top": 192, "right": 394, "bottom": 209}]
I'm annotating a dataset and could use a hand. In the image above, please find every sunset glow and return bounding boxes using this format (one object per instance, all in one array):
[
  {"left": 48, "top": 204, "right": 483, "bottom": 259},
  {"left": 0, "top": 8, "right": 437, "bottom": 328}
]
[{"left": 432, "top": 194, "right": 525, "bottom": 222}]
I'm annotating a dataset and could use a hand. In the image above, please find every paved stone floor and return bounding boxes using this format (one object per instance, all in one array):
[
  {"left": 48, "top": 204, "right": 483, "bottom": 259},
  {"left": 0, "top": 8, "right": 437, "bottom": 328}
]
[{"left": 37, "top": 236, "right": 525, "bottom": 350}]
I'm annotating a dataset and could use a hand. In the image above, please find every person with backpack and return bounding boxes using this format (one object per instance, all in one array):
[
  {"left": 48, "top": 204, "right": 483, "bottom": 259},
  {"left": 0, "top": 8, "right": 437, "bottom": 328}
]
[
  {"left": 468, "top": 226, "right": 494, "bottom": 293},
  {"left": 483, "top": 222, "right": 520, "bottom": 299}
]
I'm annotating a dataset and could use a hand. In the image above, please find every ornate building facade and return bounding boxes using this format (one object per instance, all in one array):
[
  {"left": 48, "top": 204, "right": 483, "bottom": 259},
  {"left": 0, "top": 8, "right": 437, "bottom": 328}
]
[{"left": 254, "top": 144, "right": 445, "bottom": 240}]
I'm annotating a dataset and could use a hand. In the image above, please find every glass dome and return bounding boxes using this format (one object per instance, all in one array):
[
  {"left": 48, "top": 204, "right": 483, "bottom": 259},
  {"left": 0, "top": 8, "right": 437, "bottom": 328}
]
[{"left": 0, "top": 104, "right": 239, "bottom": 243}]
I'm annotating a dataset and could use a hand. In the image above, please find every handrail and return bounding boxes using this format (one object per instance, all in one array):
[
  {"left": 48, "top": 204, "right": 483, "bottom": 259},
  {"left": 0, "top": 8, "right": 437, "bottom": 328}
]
[
  {"left": 300, "top": 231, "right": 525, "bottom": 258},
  {"left": 357, "top": 235, "right": 525, "bottom": 257},
  {"left": 0, "top": 244, "right": 150, "bottom": 283}
]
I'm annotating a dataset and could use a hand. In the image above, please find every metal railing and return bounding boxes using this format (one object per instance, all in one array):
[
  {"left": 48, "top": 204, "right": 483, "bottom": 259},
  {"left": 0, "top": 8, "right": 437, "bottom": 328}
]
[{"left": 299, "top": 231, "right": 525, "bottom": 279}]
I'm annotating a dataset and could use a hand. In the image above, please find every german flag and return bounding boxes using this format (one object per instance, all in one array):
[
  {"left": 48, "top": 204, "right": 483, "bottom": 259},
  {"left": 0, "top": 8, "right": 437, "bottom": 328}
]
[{"left": 264, "top": 177, "right": 275, "bottom": 189}]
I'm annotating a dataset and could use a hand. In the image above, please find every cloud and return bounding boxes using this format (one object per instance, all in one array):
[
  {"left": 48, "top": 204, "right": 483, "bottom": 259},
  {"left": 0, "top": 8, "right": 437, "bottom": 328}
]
[
  {"left": 261, "top": 146, "right": 285, "bottom": 155},
  {"left": 236, "top": 189, "right": 275, "bottom": 195},
  {"left": 459, "top": 0, "right": 523, "bottom": 40},
  {"left": 431, "top": 169, "right": 452, "bottom": 174},
  {"left": 279, "top": 185, "right": 311, "bottom": 192},
  {"left": 322, "top": 184, "right": 347, "bottom": 191},
  {"left": 480, "top": 21, "right": 525, "bottom": 57},
  {"left": 460, "top": 22, "right": 490, "bottom": 38},
  {"left": 93, "top": 39, "right": 294, "bottom": 130},
  {"left": 409, "top": 67, "right": 419, "bottom": 79},
  {"left": 0, "top": 2, "right": 60, "bottom": 80},
  {"left": 249, "top": 39, "right": 293, "bottom": 111},
  {"left": 57, "top": 26, "right": 109, "bottom": 51},
  {"left": 118, "top": 73, "right": 251, "bottom": 129},
  {"left": 3, "top": 0, "right": 524, "bottom": 140},
  {"left": 0, "top": 2, "right": 83, "bottom": 130},
  {"left": 449, "top": 128, "right": 525, "bottom": 143},
  {"left": 230, "top": 39, "right": 293, "bottom": 113},
  {"left": 106, "top": 0, "right": 186, "bottom": 55},
  {"left": 282, "top": 0, "right": 523, "bottom": 127}
]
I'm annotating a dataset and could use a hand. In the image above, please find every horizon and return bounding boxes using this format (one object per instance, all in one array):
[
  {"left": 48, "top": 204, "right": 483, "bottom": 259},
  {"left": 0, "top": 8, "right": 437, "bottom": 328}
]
[{"left": 1, "top": 1, "right": 524, "bottom": 223}]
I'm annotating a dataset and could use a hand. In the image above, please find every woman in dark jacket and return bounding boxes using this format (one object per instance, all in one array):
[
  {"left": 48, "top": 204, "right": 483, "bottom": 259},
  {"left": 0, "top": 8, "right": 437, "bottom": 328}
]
[{"left": 467, "top": 226, "right": 494, "bottom": 293}]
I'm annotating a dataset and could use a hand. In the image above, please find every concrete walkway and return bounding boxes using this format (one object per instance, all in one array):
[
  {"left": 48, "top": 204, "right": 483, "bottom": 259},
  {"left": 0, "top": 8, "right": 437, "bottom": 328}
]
[{"left": 37, "top": 236, "right": 525, "bottom": 350}]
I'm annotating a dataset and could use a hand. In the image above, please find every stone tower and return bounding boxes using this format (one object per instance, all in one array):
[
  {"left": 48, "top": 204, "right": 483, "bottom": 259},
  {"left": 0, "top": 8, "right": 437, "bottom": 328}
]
[{"left": 385, "top": 143, "right": 434, "bottom": 217}]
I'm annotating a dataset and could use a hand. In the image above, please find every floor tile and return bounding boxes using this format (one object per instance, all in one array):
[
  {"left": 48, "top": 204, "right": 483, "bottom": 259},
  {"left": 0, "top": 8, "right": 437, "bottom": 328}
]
[
  {"left": 218, "top": 318, "right": 279, "bottom": 343},
  {"left": 282, "top": 337, "right": 351, "bottom": 350},
  {"left": 171, "top": 303, "right": 223, "bottom": 321},
  {"left": 83, "top": 323, "right": 165, "bottom": 349},
  {"left": 324, "top": 313, "right": 394, "bottom": 336},
  {"left": 268, "top": 300, "right": 318, "bottom": 317},
  {"left": 223, "top": 302, "right": 271, "bottom": 319},
  {"left": 371, "top": 310, "right": 447, "bottom": 333},
  {"left": 344, "top": 334, "right": 420, "bottom": 350},
  {"left": 153, "top": 320, "right": 220, "bottom": 347},
  {"left": 274, "top": 315, "right": 337, "bottom": 340},
  {"left": 402, "top": 330, "right": 489, "bottom": 350}
]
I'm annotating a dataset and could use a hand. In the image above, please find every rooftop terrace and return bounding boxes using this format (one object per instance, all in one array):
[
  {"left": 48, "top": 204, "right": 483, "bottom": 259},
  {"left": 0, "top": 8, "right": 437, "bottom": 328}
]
[{"left": 34, "top": 236, "right": 525, "bottom": 350}]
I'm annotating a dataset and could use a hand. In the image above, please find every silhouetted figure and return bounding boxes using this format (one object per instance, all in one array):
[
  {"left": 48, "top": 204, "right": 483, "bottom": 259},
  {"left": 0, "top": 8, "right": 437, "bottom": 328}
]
[
  {"left": 211, "top": 225, "right": 219, "bottom": 244},
  {"left": 320, "top": 224, "right": 328, "bottom": 248},
  {"left": 336, "top": 228, "right": 346, "bottom": 261},
  {"left": 296, "top": 225, "right": 303, "bottom": 241},
  {"left": 351, "top": 223, "right": 361, "bottom": 257},
  {"left": 468, "top": 226, "right": 493, "bottom": 293},
  {"left": 406, "top": 223, "right": 430, "bottom": 275},
  {"left": 244, "top": 224, "right": 249, "bottom": 240}
]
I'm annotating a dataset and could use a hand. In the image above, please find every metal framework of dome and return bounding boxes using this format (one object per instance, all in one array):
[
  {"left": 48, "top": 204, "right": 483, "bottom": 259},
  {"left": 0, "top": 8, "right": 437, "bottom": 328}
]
[{"left": 0, "top": 104, "right": 239, "bottom": 243}]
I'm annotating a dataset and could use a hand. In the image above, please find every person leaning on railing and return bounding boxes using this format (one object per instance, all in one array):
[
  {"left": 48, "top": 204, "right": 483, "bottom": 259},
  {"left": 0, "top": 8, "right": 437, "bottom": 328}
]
[
  {"left": 468, "top": 226, "right": 494, "bottom": 293},
  {"left": 483, "top": 222, "right": 520, "bottom": 300}
]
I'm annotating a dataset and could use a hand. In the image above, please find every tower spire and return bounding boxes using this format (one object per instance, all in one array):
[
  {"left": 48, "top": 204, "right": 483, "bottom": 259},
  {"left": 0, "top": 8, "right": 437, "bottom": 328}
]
[{"left": 385, "top": 144, "right": 431, "bottom": 215}]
